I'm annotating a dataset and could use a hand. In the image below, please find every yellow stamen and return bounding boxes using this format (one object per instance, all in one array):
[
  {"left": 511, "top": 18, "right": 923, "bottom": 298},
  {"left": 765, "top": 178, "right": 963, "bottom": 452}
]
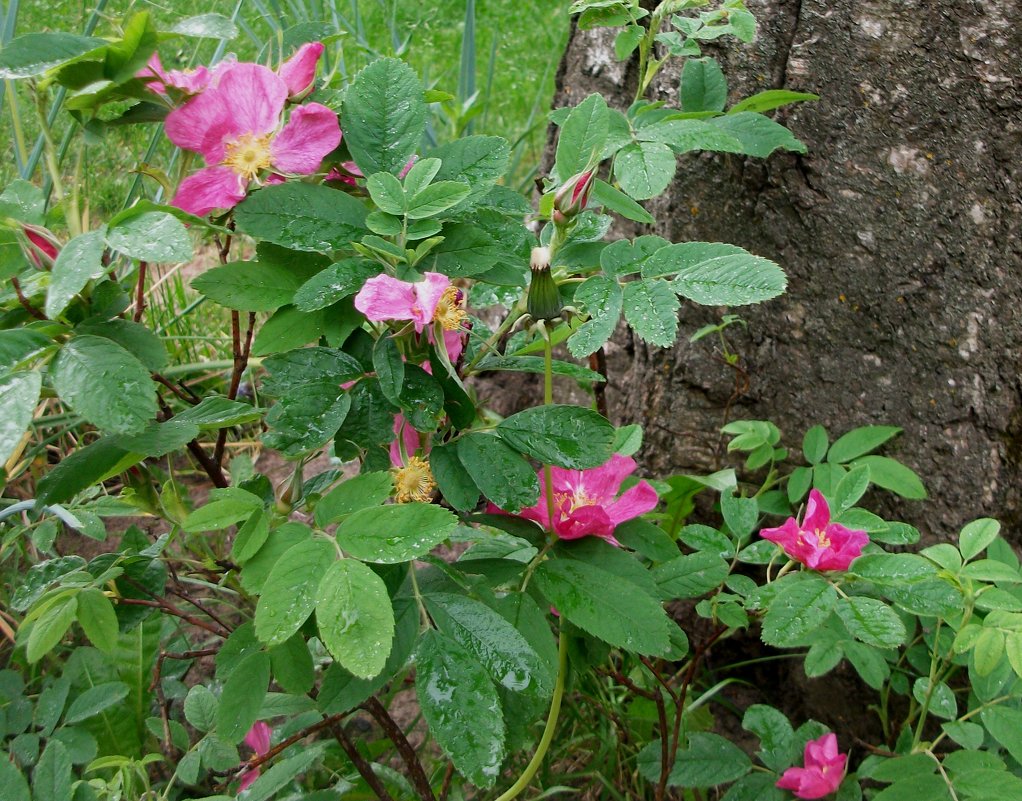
[
  {"left": 392, "top": 456, "right": 436, "bottom": 503},
  {"left": 223, "top": 133, "right": 274, "bottom": 181},
  {"left": 815, "top": 529, "right": 832, "bottom": 548},
  {"left": 433, "top": 285, "right": 467, "bottom": 331}
]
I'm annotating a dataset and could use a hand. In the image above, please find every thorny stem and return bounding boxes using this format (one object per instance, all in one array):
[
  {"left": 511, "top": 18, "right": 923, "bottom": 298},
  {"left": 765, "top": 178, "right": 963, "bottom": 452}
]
[
  {"left": 215, "top": 309, "right": 255, "bottom": 468},
  {"left": 11, "top": 277, "right": 46, "bottom": 320},
  {"left": 329, "top": 721, "right": 397, "bottom": 801},
  {"left": 362, "top": 697, "right": 437, "bottom": 801},
  {"left": 493, "top": 630, "right": 569, "bottom": 801},
  {"left": 134, "top": 261, "right": 148, "bottom": 322}
]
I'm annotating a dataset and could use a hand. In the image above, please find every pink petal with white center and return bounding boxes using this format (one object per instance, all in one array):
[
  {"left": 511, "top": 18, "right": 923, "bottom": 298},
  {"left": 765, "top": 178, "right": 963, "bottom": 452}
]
[
  {"left": 606, "top": 480, "right": 658, "bottom": 527},
  {"left": 354, "top": 274, "right": 418, "bottom": 322},
  {"left": 165, "top": 63, "right": 286, "bottom": 164},
  {"left": 171, "top": 166, "right": 248, "bottom": 216},
  {"left": 278, "top": 42, "right": 324, "bottom": 98},
  {"left": 271, "top": 103, "right": 341, "bottom": 174}
]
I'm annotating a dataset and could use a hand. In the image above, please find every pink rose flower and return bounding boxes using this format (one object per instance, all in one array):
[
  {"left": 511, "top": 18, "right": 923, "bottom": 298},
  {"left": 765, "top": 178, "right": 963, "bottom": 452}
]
[
  {"left": 760, "top": 489, "right": 868, "bottom": 571},
  {"left": 22, "top": 225, "right": 59, "bottom": 268},
  {"left": 165, "top": 62, "right": 341, "bottom": 216},
  {"left": 238, "top": 721, "right": 272, "bottom": 792},
  {"left": 353, "top": 272, "right": 468, "bottom": 362},
  {"left": 776, "top": 732, "right": 847, "bottom": 799},
  {"left": 492, "top": 454, "right": 658, "bottom": 546},
  {"left": 277, "top": 42, "right": 324, "bottom": 99}
]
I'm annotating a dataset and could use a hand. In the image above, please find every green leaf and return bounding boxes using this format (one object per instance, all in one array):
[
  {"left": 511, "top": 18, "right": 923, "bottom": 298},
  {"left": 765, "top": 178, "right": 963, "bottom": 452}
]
[
  {"left": 45, "top": 230, "right": 107, "bottom": 317},
  {"left": 174, "top": 397, "right": 261, "bottom": 430},
  {"left": 635, "top": 118, "right": 744, "bottom": 155},
  {"left": 601, "top": 235, "right": 669, "bottom": 278},
  {"left": 623, "top": 279, "right": 679, "bottom": 347},
  {"left": 430, "top": 136, "right": 511, "bottom": 210},
  {"left": 425, "top": 593, "right": 552, "bottom": 695},
  {"left": 555, "top": 93, "right": 608, "bottom": 179},
  {"left": 589, "top": 178, "right": 655, "bottom": 224},
  {"left": 641, "top": 241, "right": 746, "bottom": 279},
  {"left": 406, "top": 181, "right": 471, "bottom": 219},
  {"left": 496, "top": 404, "right": 615, "bottom": 470},
  {"left": 837, "top": 597, "right": 906, "bottom": 648},
  {"left": 761, "top": 576, "right": 838, "bottom": 647},
  {"left": 425, "top": 222, "right": 501, "bottom": 277},
  {"left": 192, "top": 260, "right": 306, "bottom": 311},
  {"left": 415, "top": 629, "right": 506, "bottom": 788},
  {"left": 254, "top": 539, "right": 335, "bottom": 647},
  {"left": 614, "top": 24, "right": 644, "bottom": 59},
  {"left": 76, "top": 589, "right": 118, "bottom": 654},
  {"left": 852, "top": 456, "right": 927, "bottom": 499},
  {"left": 269, "top": 634, "right": 315, "bottom": 694},
  {"left": 343, "top": 58, "right": 426, "bottom": 176},
  {"left": 183, "top": 684, "right": 217, "bottom": 731},
  {"left": 106, "top": 211, "right": 191, "bottom": 262},
  {"left": 0, "top": 753, "right": 31, "bottom": 801},
  {"left": 430, "top": 443, "right": 481, "bottom": 512},
  {"left": 315, "top": 472, "right": 394, "bottom": 525},
  {"left": 535, "top": 559, "right": 671, "bottom": 655},
  {"left": 293, "top": 258, "right": 379, "bottom": 312},
  {"left": 670, "top": 254, "right": 787, "bottom": 306},
  {"left": 373, "top": 336, "right": 404, "bottom": 405},
  {"left": 911, "top": 677, "right": 956, "bottom": 720},
  {"left": 680, "top": 57, "right": 728, "bottom": 113},
  {"left": 614, "top": 141, "right": 676, "bottom": 201},
  {"left": 335, "top": 503, "right": 458, "bottom": 563},
  {"left": 262, "top": 381, "right": 351, "bottom": 456},
  {"left": 232, "top": 508, "right": 270, "bottom": 564},
  {"left": 51, "top": 335, "right": 156, "bottom": 435},
  {"left": 366, "top": 171, "right": 406, "bottom": 214},
  {"left": 670, "top": 732, "right": 752, "bottom": 787},
  {"left": 742, "top": 704, "right": 794, "bottom": 773},
  {"left": 216, "top": 651, "right": 270, "bottom": 743},
  {"left": 980, "top": 706, "right": 1022, "bottom": 764},
  {"left": 0, "top": 329, "right": 52, "bottom": 372},
  {"left": 568, "top": 275, "right": 624, "bottom": 358},
  {"left": 457, "top": 433, "right": 540, "bottom": 513},
  {"left": 827, "top": 426, "right": 902, "bottom": 463},
  {"left": 803, "top": 425, "right": 829, "bottom": 464},
  {"left": 709, "top": 112, "right": 807, "bottom": 157},
  {"left": 75, "top": 318, "right": 168, "bottom": 372},
  {"left": 234, "top": 183, "right": 368, "bottom": 253},
  {"left": 182, "top": 490, "right": 263, "bottom": 532},
  {"left": 244, "top": 747, "right": 324, "bottom": 801},
  {"left": 730, "top": 90, "right": 820, "bottom": 114},
  {"left": 0, "top": 178, "right": 45, "bottom": 224},
  {"left": 959, "top": 518, "right": 1001, "bottom": 561},
  {"left": 27, "top": 594, "right": 78, "bottom": 663},
  {"left": 261, "top": 346, "right": 364, "bottom": 396},
  {"left": 652, "top": 552, "right": 730, "bottom": 600},
  {"left": 33, "top": 739, "right": 73, "bottom": 801},
  {"left": 316, "top": 559, "right": 395, "bottom": 679},
  {"left": 251, "top": 305, "right": 325, "bottom": 356},
  {"left": 0, "top": 33, "right": 104, "bottom": 78},
  {"left": 0, "top": 370, "right": 41, "bottom": 466},
  {"left": 65, "top": 680, "right": 129, "bottom": 724}
]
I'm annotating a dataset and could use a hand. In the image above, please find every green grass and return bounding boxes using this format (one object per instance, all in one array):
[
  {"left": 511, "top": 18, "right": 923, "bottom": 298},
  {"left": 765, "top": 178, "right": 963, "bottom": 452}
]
[{"left": 2, "top": 0, "right": 570, "bottom": 215}]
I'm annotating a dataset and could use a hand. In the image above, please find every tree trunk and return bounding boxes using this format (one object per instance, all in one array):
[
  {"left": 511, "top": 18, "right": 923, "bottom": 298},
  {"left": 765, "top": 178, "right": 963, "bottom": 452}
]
[{"left": 550, "top": 1, "right": 1022, "bottom": 540}]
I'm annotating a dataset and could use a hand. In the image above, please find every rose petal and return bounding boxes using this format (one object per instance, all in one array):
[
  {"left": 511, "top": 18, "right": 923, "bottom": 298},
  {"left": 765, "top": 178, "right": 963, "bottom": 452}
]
[
  {"left": 271, "top": 103, "right": 341, "bottom": 174},
  {"left": 354, "top": 274, "right": 418, "bottom": 322},
  {"left": 278, "top": 42, "right": 324, "bottom": 98},
  {"left": 171, "top": 166, "right": 247, "bottom": 216}
]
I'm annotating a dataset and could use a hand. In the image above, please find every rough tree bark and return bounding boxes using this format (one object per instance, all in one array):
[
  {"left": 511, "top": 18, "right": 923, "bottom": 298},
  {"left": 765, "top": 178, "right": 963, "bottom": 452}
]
[{"left": 549, "top": 1, "right": 1022, "bottom": 540}]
